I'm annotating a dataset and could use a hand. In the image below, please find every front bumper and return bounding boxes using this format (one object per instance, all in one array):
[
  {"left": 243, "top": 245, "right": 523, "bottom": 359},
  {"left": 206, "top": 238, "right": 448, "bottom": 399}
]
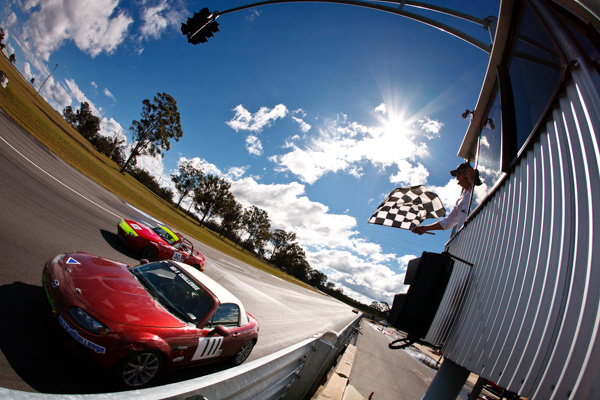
[{"left": 42, "top": 262, "right": 121, "bottom": 370}]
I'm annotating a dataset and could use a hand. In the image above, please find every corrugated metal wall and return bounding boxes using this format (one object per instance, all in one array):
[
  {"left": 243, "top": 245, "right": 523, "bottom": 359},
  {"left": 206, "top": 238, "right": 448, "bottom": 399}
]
[{"left": 435, "top": 61, "right": 600, "bottom": 399}]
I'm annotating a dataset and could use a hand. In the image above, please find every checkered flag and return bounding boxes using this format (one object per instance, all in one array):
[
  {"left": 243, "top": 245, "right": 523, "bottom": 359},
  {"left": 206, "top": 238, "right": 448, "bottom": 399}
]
[{"left": 368, "top": 185, "right": 446, "bottom": 230}]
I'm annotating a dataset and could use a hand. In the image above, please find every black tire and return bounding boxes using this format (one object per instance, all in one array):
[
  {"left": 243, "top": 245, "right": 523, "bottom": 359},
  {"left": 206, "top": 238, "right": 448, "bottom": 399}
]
[
  {"left": 115, "top": 350, "right": 163, "bottom": 389},
  {"left": 141, "top": 245, "right": 158, "bottom": 261},
  {"left": 389, "top": 338, "right": 414, "bottom": 350},
  {"left": 231, "top": 340, "right": 255, "bottom": 365},
  {"left": 193, "top": 263, "right": 204, "bottom": 272}
]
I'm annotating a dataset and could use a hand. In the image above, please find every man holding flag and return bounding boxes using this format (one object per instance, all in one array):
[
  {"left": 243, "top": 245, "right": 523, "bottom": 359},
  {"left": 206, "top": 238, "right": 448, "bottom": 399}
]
[{"left": 412, "top": 162, "right": 481, "bottom": 235}]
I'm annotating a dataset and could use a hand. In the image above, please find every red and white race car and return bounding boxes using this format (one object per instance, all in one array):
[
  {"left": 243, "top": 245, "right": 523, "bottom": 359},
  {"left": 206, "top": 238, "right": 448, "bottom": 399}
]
[
  {"left": 117, "top": 219, "right": 206, "bottom": 271},
  {"left": 43, "top": 252, "right": 259, "bottom": 388}
]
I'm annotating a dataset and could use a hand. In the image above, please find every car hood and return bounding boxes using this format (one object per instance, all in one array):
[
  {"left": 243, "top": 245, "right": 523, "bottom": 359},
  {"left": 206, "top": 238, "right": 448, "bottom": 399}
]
[{"left": 61, "top": 253, "right": 185, "bottom": 328}]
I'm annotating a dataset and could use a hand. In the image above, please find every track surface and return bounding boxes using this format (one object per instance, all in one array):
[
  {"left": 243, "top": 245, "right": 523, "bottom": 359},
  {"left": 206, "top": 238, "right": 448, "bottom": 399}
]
[{"left": 0, "top": 109, "right": 355, "bottom": 394}]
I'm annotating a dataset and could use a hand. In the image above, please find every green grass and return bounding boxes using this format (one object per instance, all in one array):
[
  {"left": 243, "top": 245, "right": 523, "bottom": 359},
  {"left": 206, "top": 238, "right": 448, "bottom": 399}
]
[{"left": 0, "top": 55, "right": 317, "bottom": 292}]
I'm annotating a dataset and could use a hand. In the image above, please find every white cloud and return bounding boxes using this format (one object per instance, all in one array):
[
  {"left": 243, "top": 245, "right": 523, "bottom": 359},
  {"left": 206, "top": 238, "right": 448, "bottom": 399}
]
[
  {"left": 4, "top": 11, "right": 17, "bottom": 28},
  {"left": 43, "top": 76, "right": 71, "bottom": 111},
  {"left": 309, "top": 249, "right": 409, "bottom": 304},
  {"left": 292, "top": 108, "right": 311, "bottom": 133},
  {"left": 245, "top": 135, "right": 263, "bottom": 156},
  {"left": 226, "top": 104, "right": 289, "bottom": 132},
  {"left": 428, "top": 179, "right": 463, "bottom": 212},
  {"left": 389, "top": 159, "right": 429, "bottom": 186},
  {"left": 480, "top": 135, "right": 490, "bottom": 148},
  {"left": 104, "top": 88, "right": 116, "bottom": 101},
  {"left": 139, "top": 1, "right": 169, "bottom": 39},
  {"left": 374, "top": 103, "right": 387, "bottom": 114},
  {"left": 227, "top": 166, "right": 249, "bottom": 180},
  {"left": 23, "top": 62, "right": 33, "bottom": 80},
  {"left": 292, "top": 116, "right": 311, "bottom": 133},
  {"left": 64, "top": 78, "right": 101, "bottom": 116},
  {"left": 245, "top": 9, "right": 262, "bottom": 22},
  {"left": 177, "top": 156, "right": 221, "bottom": 177},
  {"left": 231, "top": 177, "right": 355, "bottom": 249},
  {"left": 226, "top": 104, "right": 289, "bottom": 156},
  {"left": 228, "top": 176, "right": 409, "bottom": 303},
  {"left": 22, "top": 0, "right": 133, "bottom": 61},
  {"left": 99, "top": 117, "right": 126, "bottom": 142},
  {"left": 270, "top": 113, "right": 435, "bottom": 185},
  {"left": 136, "top": 153, "right": 168, "bottom": 184},
  {"left": 139, "top": 0, "right": 186, "bottom": 40},
  {"left": 419, "top": 116, "right": 443, "bottom": 139}
]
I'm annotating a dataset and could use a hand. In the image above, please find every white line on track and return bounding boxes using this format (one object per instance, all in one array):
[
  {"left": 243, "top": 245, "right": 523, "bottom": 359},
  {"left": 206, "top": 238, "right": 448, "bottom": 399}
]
[{"left": 0, "top": 134, "right": 123, "bottom": 220}]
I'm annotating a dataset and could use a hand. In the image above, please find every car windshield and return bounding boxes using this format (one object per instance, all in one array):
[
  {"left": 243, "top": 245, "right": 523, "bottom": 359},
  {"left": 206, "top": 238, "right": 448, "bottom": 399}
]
[
  {"left": 152, "top": 227, "right": 178, "bottom": 244},
  {"left": 131, "top": 261, "right": 215, "bottom": 323}
]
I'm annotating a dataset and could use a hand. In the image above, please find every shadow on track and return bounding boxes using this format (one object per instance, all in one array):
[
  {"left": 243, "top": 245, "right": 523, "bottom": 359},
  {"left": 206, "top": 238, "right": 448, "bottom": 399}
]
[
  {"left": 100, "top": 229, "right": 139, "bottom": 261},
  {"left": 0, "top": 281, "right": 115, "bottom": 394}
]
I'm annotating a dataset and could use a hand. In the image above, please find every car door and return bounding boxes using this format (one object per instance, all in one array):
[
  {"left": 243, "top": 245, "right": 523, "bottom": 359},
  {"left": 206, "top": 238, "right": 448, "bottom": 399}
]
[
  {"left": 166, "top": 326, "right": 203, "bottom": 366},
  {"left": 195, "top": 303, "right": 248, "bottom": 361}
]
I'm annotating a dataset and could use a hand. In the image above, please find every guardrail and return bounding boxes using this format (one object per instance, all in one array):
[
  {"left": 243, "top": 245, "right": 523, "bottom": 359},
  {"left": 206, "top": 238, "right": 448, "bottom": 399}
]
[{"left": 0, "top": 316, "right": 362, "bottom": 400}]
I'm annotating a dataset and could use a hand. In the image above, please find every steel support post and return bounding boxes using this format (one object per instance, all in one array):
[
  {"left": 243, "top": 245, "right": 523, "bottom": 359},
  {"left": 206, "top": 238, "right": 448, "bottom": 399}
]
[{"left": 422, "top": 358, "right": 470, "bottom": 400}]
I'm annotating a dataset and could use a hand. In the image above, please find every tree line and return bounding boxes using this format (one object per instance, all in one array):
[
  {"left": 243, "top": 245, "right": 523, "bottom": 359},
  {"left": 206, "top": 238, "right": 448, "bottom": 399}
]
[{"left": 61, "top": 92, "right": 390, "bottom": 319}]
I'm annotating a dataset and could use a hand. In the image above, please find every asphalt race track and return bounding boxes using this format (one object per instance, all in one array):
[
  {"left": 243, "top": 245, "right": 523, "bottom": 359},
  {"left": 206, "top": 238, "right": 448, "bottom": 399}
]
[{"left": 0, "top": 108, "right": 355, "bottom": 394}]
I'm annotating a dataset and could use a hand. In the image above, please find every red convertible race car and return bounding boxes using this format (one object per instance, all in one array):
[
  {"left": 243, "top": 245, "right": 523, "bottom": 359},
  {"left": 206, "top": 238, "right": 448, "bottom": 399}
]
[
  {"left": 117, "top": 219, "right": 206, "bottom": 271},
  {"left": 42, "top": 252, "right": 259, "bottom": 388}
]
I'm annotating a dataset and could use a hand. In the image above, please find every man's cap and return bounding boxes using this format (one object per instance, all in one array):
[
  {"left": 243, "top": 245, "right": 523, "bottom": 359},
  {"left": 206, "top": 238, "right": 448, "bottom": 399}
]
[{"left": 450, "top": 162, "right": 482, "bottom": 186}]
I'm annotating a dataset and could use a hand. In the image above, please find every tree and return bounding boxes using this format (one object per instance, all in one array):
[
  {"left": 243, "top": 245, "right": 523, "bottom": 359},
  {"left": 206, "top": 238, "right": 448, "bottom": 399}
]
[
  {"left": 91, "top": 134, "right": 126, "bottom": 165},
  {"left": 270, "top": 229, "right": 297, "bottom": 260},
  {"left": 218, "top": 196, "right": 243, "bottom": 240},
  {"left": 307, "top": 269, "right": 328, "bottom": 288},
  {"left": 280, "top": 243, "right": 311, "bottom": 280},
  {"left": 241, "top": 206, "right": 271, "bottom": 255},
  {"left": 63, "top": 102, "right": 101, "bottom": 140},
  {"left": 193, "top": 174, "right": 233, "bottom": 225},
  {"left": 0, "top": 28, "right": 5, "bottom": 52},
  {"left": 107, "top": 135, "right": 127, "bottom": 165},
  {"left": 120, "top": 92, "right": 183, "bottom": 173},
  {"left": 128, "top": 167, "right": 173, "bottom": 202},
  {"left": 171, "top": 160, "right": 204, "bottom": 209}
]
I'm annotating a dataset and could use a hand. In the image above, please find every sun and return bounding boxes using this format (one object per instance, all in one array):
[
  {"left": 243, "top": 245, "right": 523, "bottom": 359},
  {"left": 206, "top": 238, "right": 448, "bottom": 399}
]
[
  {"left": 382, "top": 115, "right": 408, "bottom": 135},
  {"left": 373, "top": 99, "right": 414, "bottom": 137}
]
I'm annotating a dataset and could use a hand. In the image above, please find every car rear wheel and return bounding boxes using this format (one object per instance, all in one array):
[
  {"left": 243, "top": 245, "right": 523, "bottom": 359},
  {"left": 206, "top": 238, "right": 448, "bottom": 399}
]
[
  {"left": 141, "top": 245, "right": 158, "bottom": 261},
  {"left": 116, "top": 350, "right": 163, "bottom": 388},
  {"left": 231, "top": 340, "right": 255, "bottom": 365}
]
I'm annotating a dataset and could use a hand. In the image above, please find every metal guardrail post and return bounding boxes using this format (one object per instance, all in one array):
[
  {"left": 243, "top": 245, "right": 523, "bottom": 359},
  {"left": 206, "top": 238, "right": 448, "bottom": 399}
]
[{"left": 284, "top": 331, "right": 338, "bottom": 399}]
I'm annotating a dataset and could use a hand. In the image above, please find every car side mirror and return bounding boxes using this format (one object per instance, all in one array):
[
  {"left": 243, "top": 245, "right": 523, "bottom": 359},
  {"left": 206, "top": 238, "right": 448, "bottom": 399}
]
[{"left": 212, "top": 325, "right": 230, "bottom": 337}]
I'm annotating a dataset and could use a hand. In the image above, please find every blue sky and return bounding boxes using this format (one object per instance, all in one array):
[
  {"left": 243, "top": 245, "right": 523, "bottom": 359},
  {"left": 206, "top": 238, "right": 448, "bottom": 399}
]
[{"left": 2, "top": 0, "right": 499, "bottom": 305}]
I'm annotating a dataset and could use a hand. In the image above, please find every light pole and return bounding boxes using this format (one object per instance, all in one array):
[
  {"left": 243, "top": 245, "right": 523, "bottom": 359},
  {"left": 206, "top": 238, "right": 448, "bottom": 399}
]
[
  {"left": 182, "top": 0, "right": 495, "bottom": 53},
  {"left": 35, "top": 63, "right": 58, "bottom": 97}
]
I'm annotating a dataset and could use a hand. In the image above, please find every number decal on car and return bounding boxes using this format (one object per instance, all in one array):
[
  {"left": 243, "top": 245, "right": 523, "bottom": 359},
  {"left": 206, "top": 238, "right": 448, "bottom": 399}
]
[
  {"left": 192, "top": 337, "right": 223, "bottom": 360},
  {"left": 131, "top": 224, "right": 141, "bottom": 230},
  {"left": 172, "top": 252, "right": 183, "bottom": 262}
]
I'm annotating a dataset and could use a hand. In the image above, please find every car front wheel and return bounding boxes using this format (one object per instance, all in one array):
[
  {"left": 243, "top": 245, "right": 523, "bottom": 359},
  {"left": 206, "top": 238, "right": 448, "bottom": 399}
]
[
  {"left": 116, "top": 350, "right": 163, "bottom": 388},
  {"left": 231, "top": 340, "right": 255, "bottom": 365},
  {"left": 141, "top": 245, "right": 158, "bottom": 261}
]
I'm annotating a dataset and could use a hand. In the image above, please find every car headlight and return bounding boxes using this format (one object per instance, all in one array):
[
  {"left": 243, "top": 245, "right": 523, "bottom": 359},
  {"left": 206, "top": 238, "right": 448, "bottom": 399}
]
[{"left": 69, "top": 307, "right": 110, "bottom": 335}]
